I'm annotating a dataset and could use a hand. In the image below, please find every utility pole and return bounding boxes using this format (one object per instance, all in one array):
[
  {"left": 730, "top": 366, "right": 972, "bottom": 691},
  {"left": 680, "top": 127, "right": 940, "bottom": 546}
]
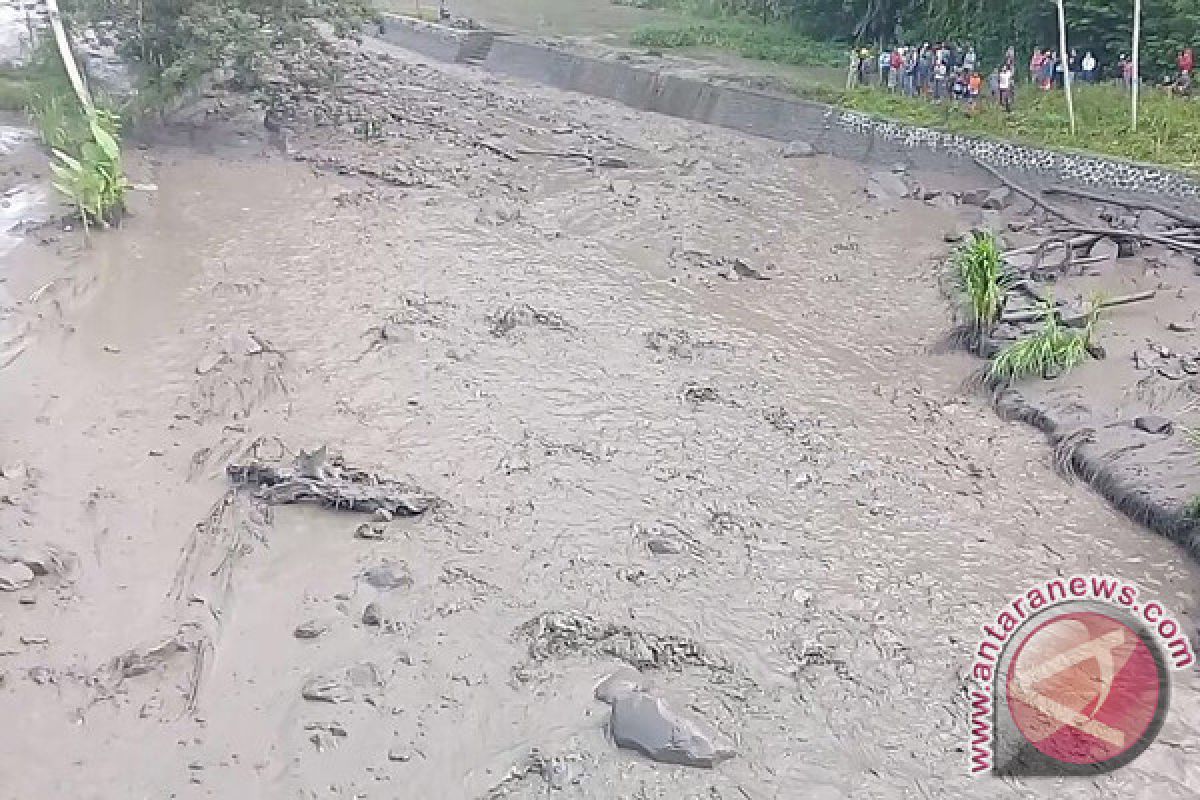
[
  {"left": 1131, "top": 0, "right": 1141, "bottom": 131},
  {"left": 1055, "top": 0, "right": 1075, "bottom": 136}
]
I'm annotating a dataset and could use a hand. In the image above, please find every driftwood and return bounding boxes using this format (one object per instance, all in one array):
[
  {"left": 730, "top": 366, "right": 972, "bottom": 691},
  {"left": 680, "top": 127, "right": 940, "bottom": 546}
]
[
  {"left": 475, "top": 140, "right": 518, "bottom": 162},
  {"left": 227, "top": 446, "right": 434, "bottom": 515},
  {"left": 1000, "top": 290, "right": 1156, "bottom": 325},
  {"left": 1004, "top": 234, "right": 1098, "bottom": 258},
  {"left": 1052, "top": 226, "right": 1200, "bottom": 253},
  {"left": 514, "top": 148, "right": 631, "bottom": 168},
  {"left": 972, "top": 159, "right": 1086, "bottom": 227},
  {"left": 1042, "top": 185, "right": 1200, "bottom": 229}
]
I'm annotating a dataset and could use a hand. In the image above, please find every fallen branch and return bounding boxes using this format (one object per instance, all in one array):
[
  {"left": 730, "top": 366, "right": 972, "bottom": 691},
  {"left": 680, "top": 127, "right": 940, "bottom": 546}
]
[
  {"left": 1042, "top": 186, "right": 1200, "bottom": 229},
  {"left": 475, "top": 139, "right": 518, "bottom": 162},
  {"left": 514, "top": 148, "right": 631, "bottom": 168},
  {"left": 973, "top": 159, "right": 1086, "bottom": 226},
  {"left": 1001, "top": 290, "right": 1156, "bottom": 325},
  {"left": 1004, "top": 234, "right": 1098, "bottom": 258},
  {"left": 1052, "top": 226, "right": 1200, "bottom": 253}
]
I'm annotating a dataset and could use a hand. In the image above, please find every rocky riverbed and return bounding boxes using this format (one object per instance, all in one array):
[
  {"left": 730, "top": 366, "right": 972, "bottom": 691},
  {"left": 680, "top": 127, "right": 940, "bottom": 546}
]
[{"left": 0, "top": 38, "right": 1198, "bottom": 799}]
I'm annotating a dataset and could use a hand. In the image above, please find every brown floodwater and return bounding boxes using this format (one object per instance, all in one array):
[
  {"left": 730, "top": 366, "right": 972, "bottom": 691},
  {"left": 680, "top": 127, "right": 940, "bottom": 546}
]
[{"left": 0, "top": 42, "right": 1197, "bottom": 800}]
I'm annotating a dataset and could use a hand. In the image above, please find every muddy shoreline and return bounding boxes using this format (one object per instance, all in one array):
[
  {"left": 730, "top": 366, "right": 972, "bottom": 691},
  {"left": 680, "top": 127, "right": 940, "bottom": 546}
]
[{"left": 1, "top": 38, "right": 1199, "bottom": 799}]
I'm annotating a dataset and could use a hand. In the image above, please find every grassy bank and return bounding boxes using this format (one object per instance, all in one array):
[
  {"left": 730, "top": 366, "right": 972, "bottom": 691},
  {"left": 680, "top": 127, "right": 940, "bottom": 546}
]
[
  {"left": 0, "top": 67, "right": 31, "bottom": 111},
  {"left": 799, "top": 83, "right": 1200, "bottom": 174},
  {"left": 631, "top": 17, "right": 843, "bottom": 67}
]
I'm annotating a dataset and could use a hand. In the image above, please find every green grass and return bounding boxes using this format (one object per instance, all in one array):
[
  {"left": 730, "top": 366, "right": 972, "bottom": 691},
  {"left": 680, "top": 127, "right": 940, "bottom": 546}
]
[
  {"left": 631, "top": 18, "right": 844, "bottom": 67},
  {"left": 988, "top": 300, "right": 1100, "bottom": 384},
  {"left": 954, "top": 232, "right": 1008, "bottom": 350},
  {"left": 0, "top": 68, "right": 31, "bottom": 111},
  {"left": 799, "top": 83, "right": 1200, "bottom": 175}
]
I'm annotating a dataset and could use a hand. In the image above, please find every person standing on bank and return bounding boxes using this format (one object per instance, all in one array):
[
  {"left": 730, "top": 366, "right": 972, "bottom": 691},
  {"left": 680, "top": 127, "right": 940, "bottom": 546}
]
[
  {"left": 1082, "top": 50, "right": 1097, "bottom": 82},
  {"left": 998, "top": 62, "right": 1015, "bottom": 111}
]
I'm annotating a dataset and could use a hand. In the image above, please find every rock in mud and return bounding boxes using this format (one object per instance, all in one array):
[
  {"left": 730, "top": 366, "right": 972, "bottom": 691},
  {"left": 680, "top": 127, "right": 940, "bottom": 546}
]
[
  {"left": 961, "top": 188, "right": 990, "bottom": 206},
  {"left": 302, "top": 675, "right": 354, "bottom": 704},
  {"left": 0, "top": 540, "right": 76, "bottom": 578},
  {"left": 599, "top": 685, "right": 735, "bottom": 768},
  {"left": 0, "top": 561, "right": 34, "bottom": 591},
  {"left": 865, "top": 171, "right": 910, "bottom": 200},
  {"left": 195, "top": 352, "right": 227, "bottom": 375},
  {"left": 782, "top": 140, "right": 815, "bottom": 158},
  {"left": 981, "top": 187, "right": 1013, "bottom": 210},
  {"left": 1090, "top": 237, "right": 1120, "bottom": 261},
  {"left": 1134, "top": 415, "right": 1173, "bottom": 435},
  {"left": 361, "top": 562, "right": 413, "bottom": 591},
  {"left": 294, "top": 619, "right": 329, "bottom": 639},
  {"left": 355, "top": 521, "right": 388, "bottom": 540},
  {"left": 647, "top": 537, "right": 684, "bottom": 555}
]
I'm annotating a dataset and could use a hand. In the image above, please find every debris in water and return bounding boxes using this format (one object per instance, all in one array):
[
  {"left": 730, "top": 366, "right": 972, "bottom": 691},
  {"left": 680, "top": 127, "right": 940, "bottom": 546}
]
[
  {"left": 487, "top": 304, "right": 571, "bottom": 337},
  {"left": 522, "top": 611, "right": 730, "bottom": 674},
  {"left": 361, "top": 562, "right": 413, "bottom": 591},
  {"left": 227, "top": 445, "right": 435, "bottom": 515},
  {"left": 294, "top": 620, "right": 329, "bottom": 639},
  {"left": 355, "top": 521, "right": 388, "bottom": 540},
  {"left": 301, "top": 675, "right": 354, "bottom": 704},
  {"left": 0, "top": 561, "right": 34, "bottom": 591}
]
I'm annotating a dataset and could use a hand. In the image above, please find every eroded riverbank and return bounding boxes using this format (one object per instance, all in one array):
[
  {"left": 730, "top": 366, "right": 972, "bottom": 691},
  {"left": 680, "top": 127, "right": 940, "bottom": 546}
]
[{"left": 1, "top": 42, "right": 1198, "bottom": 799}]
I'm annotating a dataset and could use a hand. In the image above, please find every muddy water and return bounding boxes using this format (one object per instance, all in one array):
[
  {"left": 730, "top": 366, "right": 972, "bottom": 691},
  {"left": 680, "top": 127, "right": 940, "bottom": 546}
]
[{"left": 1, "top": 45, "right": 1198, "bottom": 800}]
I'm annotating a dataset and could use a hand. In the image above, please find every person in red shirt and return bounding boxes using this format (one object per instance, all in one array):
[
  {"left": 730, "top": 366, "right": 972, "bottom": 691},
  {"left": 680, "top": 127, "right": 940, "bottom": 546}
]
[{"left": 1180, "top": 48, "right": 1194, "bottom": 75}]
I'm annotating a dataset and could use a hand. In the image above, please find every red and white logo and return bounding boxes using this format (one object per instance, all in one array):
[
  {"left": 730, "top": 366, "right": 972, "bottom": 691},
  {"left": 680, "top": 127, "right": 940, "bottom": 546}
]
[{"left": 1005, "top": 609, "right": 1167, "bottom": 768}]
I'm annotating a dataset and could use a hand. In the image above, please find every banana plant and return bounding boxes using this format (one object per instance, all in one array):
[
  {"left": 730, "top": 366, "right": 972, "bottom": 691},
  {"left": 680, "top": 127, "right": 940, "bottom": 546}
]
[{"left": 49, "top": 112, "right": 132, "bottom": 232}]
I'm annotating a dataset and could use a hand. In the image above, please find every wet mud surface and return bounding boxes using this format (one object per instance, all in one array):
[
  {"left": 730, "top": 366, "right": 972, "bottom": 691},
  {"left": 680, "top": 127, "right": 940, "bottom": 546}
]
[{"left": 1, "top": 42, "right": 1199, "bottom": 799}]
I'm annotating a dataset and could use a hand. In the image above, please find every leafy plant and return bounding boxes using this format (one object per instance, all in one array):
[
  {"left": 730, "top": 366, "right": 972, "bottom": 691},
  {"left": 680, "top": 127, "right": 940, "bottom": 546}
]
[
  {"left": 953, "top": 232, "right": 1009, "bottom": 351},
  {"left": 988, "top": 296, "right": 1102, "bottom": 383},
  {"left": 48, "top": 112, "right": 130, "bottom": 230}
]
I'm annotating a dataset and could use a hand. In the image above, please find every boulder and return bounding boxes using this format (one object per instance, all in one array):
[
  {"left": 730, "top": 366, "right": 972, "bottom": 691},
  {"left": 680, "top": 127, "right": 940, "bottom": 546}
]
[
  {"left": 1137, "top": 209, "right": 1173, "bottom": 233},
  {"left": 865, "top": 171, "right": 910, "bottom": 200},
  {"left": 1134, "top": 415, "right": 1173, "bottom": 435},
  {"left": 982, "top": 187, "right": 1013, "bottom": 210},
  {"left": 782, "top": 140, "right": 816, "bottom": 158},
  {"left": 603, "top": 688, "right": 736, "bottom": 768},
  {"left": 961, "top": 188, "right": 991, "bottom": 206},
  {"left": 1089, "top": 237, "right": 1120, "bottom": 261}
]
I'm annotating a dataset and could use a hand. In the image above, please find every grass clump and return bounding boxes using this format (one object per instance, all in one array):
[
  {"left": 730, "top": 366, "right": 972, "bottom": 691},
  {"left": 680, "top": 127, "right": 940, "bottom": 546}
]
[
  {"left": 988, "top": 298, "right": 1101, "bottom": 384},
  {"left": 953, "top": 232, "right": 1008, "bottom": 352},
  {"left": 631, "top": 18, "right": 843, "bottom": 67},
  {"left": 801, "top": 83, "right": 1200, "bottom": 175}
]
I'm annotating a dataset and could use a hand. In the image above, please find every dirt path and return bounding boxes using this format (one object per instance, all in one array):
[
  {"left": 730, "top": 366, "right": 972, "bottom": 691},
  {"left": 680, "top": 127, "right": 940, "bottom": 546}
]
[{"left": 0, "top": 43, "right": 1197, "bottom": 799}]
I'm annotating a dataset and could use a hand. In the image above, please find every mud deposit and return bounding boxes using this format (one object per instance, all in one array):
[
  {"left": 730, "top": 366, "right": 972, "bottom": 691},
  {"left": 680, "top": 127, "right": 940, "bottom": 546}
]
[{"left": 1, "top": 42, "right": 1199, "bottom": 798}]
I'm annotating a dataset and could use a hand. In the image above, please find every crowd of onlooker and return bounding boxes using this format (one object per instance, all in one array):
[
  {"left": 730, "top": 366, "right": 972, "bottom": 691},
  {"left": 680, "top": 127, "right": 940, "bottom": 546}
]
[{"left": 847, "top": 42, "right": 1195, "bottom": 109}]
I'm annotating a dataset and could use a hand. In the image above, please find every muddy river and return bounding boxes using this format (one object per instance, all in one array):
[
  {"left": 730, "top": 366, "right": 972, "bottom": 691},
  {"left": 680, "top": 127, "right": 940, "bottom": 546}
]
[{"left": 0, "top": 41, "right": 1197, "bottom": 799}]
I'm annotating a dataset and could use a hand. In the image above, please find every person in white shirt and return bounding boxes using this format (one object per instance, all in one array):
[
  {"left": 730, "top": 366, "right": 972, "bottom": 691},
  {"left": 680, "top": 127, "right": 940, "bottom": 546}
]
[
  {"left": 998, "top": 65, "right": 1015, "bottom": 111},
  {"left": 1081, "top": 51, "right": 1097, "bottom": 82}
]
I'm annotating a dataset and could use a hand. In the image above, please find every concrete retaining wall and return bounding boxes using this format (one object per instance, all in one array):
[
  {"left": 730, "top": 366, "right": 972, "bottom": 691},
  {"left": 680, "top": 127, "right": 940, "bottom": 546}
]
[
  {"left": 376, "top": 14, "right": 495, "bottom": 64},
  {"left": 478, "top": 38, "right": 1200, "bottom": 202}
]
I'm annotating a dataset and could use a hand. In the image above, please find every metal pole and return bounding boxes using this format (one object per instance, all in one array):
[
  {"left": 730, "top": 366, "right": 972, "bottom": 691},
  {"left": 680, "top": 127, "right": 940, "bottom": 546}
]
[
  {"left": 1131, "top": 0, "right": 1141, "bottom": 132},
  {"left": 1056, "top": 0, "right": 1075, "bottom": 135}
]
